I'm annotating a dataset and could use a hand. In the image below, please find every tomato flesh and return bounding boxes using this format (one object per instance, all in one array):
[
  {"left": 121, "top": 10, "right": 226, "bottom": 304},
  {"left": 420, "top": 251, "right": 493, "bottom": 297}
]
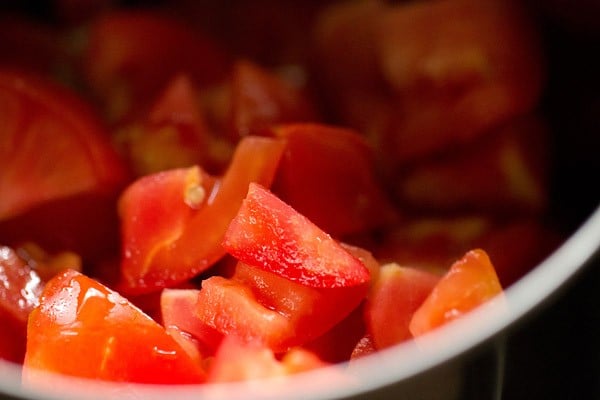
[
  {"left": 0, "top": 69, "right": 128, "bottom": 221},
  {"left": 409, "top": 249, "right": 503, "bottom": 336},
  {"left": 119, "top": 136, "right": 285, "bottom": 293},
  {"left": 365, "top": 263, "right": 440, "bottom": 349},
  {"left": 223, "top": 183, "right": 371, "bottom": 288},
  {"left": 23, "top": 269, "right": 205, "bottom": 384}
]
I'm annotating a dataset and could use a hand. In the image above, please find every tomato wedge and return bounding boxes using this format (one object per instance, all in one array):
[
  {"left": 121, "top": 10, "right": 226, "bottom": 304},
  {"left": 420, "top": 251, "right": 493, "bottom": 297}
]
[
  {"left": 365, "top": 263, "right": 439, "bottom": 349},
  {"left": 409, "top": 249, "right": 503, "bottom": 336},
  {"left": 119, "top": 136, "right": 285, "bottom": 293},
  {"left": 223, "top": 183, "right": 371, "bottom": 288},
  {"left": 23, "top": 269, "right": 205, "bottom": 384},
  {"left": 0, "top": 69, "right": 128, "bottom": 221}
]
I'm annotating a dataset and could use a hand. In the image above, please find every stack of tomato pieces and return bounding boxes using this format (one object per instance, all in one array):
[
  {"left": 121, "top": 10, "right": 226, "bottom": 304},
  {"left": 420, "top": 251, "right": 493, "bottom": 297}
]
[{"left": 0, "top": 0, "right": 560, "bottom": 387}]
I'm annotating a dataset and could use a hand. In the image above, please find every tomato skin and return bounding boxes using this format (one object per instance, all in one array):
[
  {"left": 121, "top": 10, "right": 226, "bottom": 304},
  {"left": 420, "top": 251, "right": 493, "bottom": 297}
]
[
  {"left": 365, "top": 263, "right": 439, "bottom": 349},
  {"left": 409, "top": 249, "right": 503, "bottom": 337},
  {"left": 0, "top": 69, "right": 129, "bottom": 221},
  {"left": 223, "top": 183, "right": 371, "bottom": 288},
  {"left": 271, "top": 123, "right": 398, "bottom": 237},
  {"left": 23, "top": 269, "right": 205, "bottom": 384},
  {"left": 119, "top": 136, "right": 285, "bottom": 294}
]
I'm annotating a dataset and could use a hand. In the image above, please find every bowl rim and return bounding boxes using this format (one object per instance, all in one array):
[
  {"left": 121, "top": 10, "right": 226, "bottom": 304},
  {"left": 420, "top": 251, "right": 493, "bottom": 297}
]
[{"left": 1, "top": 204, "right": 599, "bottom": 400}]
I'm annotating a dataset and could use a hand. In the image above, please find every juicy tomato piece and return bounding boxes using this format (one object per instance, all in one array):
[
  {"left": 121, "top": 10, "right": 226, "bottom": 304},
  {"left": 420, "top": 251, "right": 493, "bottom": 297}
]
[
  {"left": 227, "top": 60, "right": 318, "bottom": 140},
  {"left": 396, "top": 116, "right": 549, "bottom": 215},
  {"left": 207, "top": 336, "right": 327, "bottom": 383},
  {"left": 271, "top": 123, "right": 398, "bottom": 237},
  {"left": 196, "top": 276, "right": 293, "bottom": 351},
  {"left": 0, "top": 246, "right": 44, "bottom": 362},
  {"left": 0, "top": 69, "right": 129, "bottom": 221},
  {"left": 211, "top": 262, "right": 368, "bottom": 351},
  {"left": 23, "top": 269, "right": 205, "bottom": 384},
  {"left": 115, "top": 74, "right": 217, "bottom": 177},
  {"left": 409, "top": 249, "right": 503, "bottom": 337},
  {"left": 223, "top": 183, "right": 371, "bottom": 288},
  {"left": 365, "top": 263, "right": 440, "bottom": 349},
  {"left": 119, "top": 136, "right": 286, "bottom": 294},
  {"left": 160, "top": 288, "right": 224, "bottom": 356},
  {"left": 83, "top": 10, "right": 229, "bottom": 121}
]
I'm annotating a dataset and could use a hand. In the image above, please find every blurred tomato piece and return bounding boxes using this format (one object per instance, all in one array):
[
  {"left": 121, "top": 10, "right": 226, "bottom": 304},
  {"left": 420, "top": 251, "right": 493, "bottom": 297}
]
[
  {"left": 314, "top": 0, "right": 545, "bottom": 164},
  {"left": 115, "top": 74, "right": 224, "bottom": 176},
  {"left": 396, "top": 116, "right": 549, "bottom": 215},
  {"left": 83, "top": 10, "right": 230, "bottom": 121},
  {"left": 271, "top": 123, "right": 398, "bottom": 237},
  {"left": 207, "top": 336, "right": 326, "bottom": 383},
  {"left": 0, "top": 69, "right": 128, "bottom": 221},
  {"left": 227, "top": 60, "right": 318, "bottom": 139}
]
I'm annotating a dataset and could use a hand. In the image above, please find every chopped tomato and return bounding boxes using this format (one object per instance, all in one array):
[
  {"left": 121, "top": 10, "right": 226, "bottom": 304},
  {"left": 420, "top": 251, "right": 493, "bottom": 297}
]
[
  {"left": 207, "top": 336, "right": 327, "bottom": 383},
  {"left": 0, "top": 69, "right": 128, "bottom": 221},
  {"left": 196, "top": 275, "right": 294, "bottom": 351},
  {"left": 223, "top": 183, "right": 371, "bottom": 288},
  {"left": 228, "top": 262, "right": 368, "bottom": 350},
  {"left": 160, "top": 288, "right": 224, "bottom": 355},
  {"left": 115, "top": 74, "right": 216, "bottom": 177},
  {"left": 365, "top": 263, "right": 440, "bottom": 349},
  {"left": 226, "top": 60, "right": 318, "bottom": 140},
  {"left": 119, "top": 136, "right": 285, "bottom": 294},
  {"left": 23, "top": 269, "right": 205, "bottom": 384},
  {"left": 409, "top": 249, "right": 503, "bottom": 337},
  {"left": 83, "top": 10, "right": 230, "bottom": 121},
  {"left": 271, "top": 123, "right": 398, "bottom": 237}
]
